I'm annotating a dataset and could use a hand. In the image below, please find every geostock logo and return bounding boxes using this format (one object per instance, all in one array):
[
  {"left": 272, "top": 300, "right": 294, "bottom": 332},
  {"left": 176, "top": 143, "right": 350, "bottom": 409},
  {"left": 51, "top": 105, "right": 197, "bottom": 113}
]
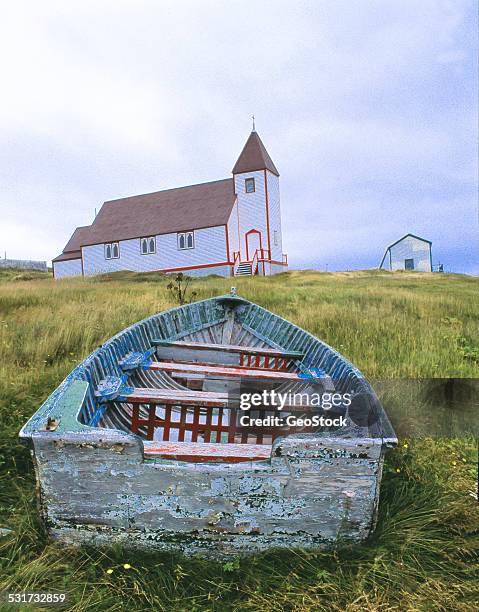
[{"left": 227, "top": 381, "right": 380, "bottom": 432}]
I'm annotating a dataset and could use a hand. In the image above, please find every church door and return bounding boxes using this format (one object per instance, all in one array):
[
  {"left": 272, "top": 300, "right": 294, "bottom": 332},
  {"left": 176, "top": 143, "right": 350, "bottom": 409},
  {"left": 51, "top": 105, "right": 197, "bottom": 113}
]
[{"left": 245, "top": 229, "right": 262, "bottom": 261}]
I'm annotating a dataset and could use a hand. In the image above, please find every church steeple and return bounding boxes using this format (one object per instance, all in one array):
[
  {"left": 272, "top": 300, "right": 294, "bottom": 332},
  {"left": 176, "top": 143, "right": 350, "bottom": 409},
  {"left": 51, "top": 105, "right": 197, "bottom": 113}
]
[{"left": 232, "top": 131, "right": 279, "bottom": 176}]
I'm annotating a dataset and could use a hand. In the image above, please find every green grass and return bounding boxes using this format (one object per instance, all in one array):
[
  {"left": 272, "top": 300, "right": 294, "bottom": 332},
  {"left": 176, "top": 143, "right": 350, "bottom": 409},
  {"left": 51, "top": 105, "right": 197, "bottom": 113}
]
[{"left": 0, "top": 269, "right": 478, "bottom": 610}]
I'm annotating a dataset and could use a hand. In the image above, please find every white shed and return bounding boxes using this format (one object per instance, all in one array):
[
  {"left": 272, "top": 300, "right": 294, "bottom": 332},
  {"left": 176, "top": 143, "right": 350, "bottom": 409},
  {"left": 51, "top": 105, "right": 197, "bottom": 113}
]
[{"left": 380, "top": 234, "right": 432, "bottom": 272}]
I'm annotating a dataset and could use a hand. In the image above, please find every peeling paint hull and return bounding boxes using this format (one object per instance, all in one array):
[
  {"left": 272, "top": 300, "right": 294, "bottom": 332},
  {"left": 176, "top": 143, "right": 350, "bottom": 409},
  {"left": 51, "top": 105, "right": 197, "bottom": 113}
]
[{"left": 20, "top": 295, "right": 396, "bottom": 558}]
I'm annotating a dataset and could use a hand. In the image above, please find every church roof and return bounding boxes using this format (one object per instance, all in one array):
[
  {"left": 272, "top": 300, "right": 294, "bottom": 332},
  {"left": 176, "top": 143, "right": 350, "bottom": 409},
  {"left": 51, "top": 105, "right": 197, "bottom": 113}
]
[
  {"left": 52, "top": 226, "right": 91, "bottom": 262},
  {"left": 63, "top": 226, "right": 91, "bottom": 253},
  {"left": 52, "top": 250, "right": 82, "bottom": 263},
  {"left": 232, "top": 131, "right": 279, "bottom": 176},
  {"left": 53, "top": 178, "right": 236, "bottom": 260}
]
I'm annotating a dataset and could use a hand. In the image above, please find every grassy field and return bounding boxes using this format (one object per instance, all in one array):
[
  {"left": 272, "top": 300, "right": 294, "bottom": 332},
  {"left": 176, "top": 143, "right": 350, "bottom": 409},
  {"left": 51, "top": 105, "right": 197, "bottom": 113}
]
[{"left": 0, "top": 268, "right": 477, "bottom": 610}]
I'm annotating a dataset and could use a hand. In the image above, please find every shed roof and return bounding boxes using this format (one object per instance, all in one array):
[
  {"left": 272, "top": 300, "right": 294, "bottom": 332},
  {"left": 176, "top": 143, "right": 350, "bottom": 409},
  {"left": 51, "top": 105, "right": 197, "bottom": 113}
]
[{"left": 385, "top": 233, "right": 432, "bottom": 250}]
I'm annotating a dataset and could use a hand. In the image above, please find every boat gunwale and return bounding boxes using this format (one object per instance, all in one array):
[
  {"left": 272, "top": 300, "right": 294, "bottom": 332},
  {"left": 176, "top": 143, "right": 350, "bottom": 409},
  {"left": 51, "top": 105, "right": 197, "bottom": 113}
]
[{"left": 19, "top": 295, "right": 397, "bottom": 450}]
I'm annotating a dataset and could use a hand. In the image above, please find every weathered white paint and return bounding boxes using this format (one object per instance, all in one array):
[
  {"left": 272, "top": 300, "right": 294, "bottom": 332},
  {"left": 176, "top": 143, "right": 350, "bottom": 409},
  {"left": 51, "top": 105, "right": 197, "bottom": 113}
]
[
  {"left": 20, "top": 296, "right": 396, "bottom": 558},
  {"left": 82, "top": 226, "right": 229, "bottom": 276},
  {"left": 31, "top": 431, "right": 386, "bottom": 559},
  {"left": 381, "top": 235, "right": 432, "bottom": 272},
  {"left": 53, "top": 259, "right": 82, "bottom": 279}
]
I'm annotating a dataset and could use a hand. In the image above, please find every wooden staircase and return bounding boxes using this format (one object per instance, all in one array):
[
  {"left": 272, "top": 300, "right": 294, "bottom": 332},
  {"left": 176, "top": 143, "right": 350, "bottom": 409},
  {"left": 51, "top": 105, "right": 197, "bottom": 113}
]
[{"left": 235, "top": 261, "right": 253, "bottom": 276}]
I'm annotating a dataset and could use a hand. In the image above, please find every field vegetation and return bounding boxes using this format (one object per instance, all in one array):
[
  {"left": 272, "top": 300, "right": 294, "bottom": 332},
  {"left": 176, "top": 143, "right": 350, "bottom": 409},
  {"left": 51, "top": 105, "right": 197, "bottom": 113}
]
[{"left": 0, "top": 268, "right": 477, "bottom": 610}]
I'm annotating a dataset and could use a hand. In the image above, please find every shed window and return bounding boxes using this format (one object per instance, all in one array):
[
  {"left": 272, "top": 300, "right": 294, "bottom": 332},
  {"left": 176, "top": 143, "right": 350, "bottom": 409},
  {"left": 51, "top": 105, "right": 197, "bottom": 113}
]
[
  {"left": 178, "top": 231, "right": 194, "bottom": 250},
  {"left": 405, "top": 258, "right": 414, "bottom": 270},
  {"left": 245, "top": 178, "right": 255, "bottom": 193},
  {"left": 105, "top": 242, "right": 120, "bottom": 260},
  {"left": 141, "top": 236, "right": 156, "bottom": 255}
]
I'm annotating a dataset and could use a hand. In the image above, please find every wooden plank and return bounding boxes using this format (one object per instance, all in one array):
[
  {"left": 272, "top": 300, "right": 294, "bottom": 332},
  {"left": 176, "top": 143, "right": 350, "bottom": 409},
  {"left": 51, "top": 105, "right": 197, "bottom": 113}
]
[
  {"left": 152, "top": 339, "right": 304, "bottom": 359},
  {"left": 147, "top": 405, "right": 155, "bottom": 440},
  {"left": 143, "top": 441, "right": 272, "bottom": 462},
  {"left": 221, "top": 312, "right": 235, "bottom": 344},
  {"left": 132, "top": 407, "right": 231, "bottom": 442},
  {"left": 121, "top": 385, "right": 340, "bottom": 414},
  {"left": 124, "top": 387, "right": 229, "bottom": 407},
  {"left": 149, "top": 361, "right": 308, "bottom": 381},
  {"left": 131, "top": 404, "right": 140, "bottom": 434}
]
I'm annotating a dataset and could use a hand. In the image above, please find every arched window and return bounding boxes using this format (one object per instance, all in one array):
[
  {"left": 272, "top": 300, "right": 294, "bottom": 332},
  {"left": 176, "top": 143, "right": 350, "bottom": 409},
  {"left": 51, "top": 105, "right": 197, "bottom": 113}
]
[
  {"left": 177, "top": 231, "right": 195, "bottom": 250},
  {"left": 105, "top": 242, "right": 119, "bottom": 259},
  {"left": 140, "top": 236, "right": 156, "bottom": 255}
]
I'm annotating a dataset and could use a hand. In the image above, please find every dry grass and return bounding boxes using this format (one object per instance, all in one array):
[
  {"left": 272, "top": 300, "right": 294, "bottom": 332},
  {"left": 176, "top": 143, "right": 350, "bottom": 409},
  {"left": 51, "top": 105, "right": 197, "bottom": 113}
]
[{"left": 0, "top": 268, "right": 477, "bottom": 610}]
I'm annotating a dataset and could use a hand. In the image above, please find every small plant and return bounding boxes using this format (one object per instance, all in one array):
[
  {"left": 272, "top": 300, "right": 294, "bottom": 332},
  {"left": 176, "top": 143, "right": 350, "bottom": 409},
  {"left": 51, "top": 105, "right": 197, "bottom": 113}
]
[
  {"left": 222, "top": 559, "right": 240, "bottom": 572},
  {"left": 166, "top": 273, "right": 197, "bottom": 306},
  {"left": 456, "top": 336, "right": 479, "bottom": 363}
]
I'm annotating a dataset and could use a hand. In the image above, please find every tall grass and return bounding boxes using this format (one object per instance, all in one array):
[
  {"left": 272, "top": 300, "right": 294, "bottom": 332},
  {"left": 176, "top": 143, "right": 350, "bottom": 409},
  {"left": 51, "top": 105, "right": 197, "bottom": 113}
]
[{"left": 0, "top": 268, "right": 477, "bottom": 610}]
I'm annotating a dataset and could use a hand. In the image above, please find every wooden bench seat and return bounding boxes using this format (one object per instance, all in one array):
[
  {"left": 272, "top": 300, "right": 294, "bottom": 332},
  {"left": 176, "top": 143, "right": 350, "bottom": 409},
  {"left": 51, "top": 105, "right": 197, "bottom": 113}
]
[
  {"left": 124, "top": 387, "right": 229, "bottom": 407},
  {"left": 152, "top": 339, "right": 304, "bottom": 370},
  {"left": 143, "top": 441, "right": 271, "bottom": 463},
  {"left": 150, "top": 360, "right": 320, "bottom": 382},
  {"left": 152, "top": 339, "right": 304, "bottom": 358}
]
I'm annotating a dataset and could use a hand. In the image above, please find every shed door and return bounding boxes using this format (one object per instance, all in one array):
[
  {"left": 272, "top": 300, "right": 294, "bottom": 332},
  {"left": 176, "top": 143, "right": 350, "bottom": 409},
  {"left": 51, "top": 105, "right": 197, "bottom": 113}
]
[{"left": 405, "top": 258, "right": 415, "bottom": 270}]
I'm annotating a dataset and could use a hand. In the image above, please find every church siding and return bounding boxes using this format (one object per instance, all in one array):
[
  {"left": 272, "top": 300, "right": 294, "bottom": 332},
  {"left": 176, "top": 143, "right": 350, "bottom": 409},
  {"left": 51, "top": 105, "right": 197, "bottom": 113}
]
[
  {"left": 53, "top": 258, "right": 83, "bottom": 279},
  {"left": 234, "top": 170, "right": 268, "bottom": 260},
  {"left": 265, "top": 171, "right": 283, "bottom": 263},
  {"left": 53, "top": 131, "right": 286, "bottom": 278},
  {"left": 227, "top": 201, "right": 240, "bottom": 258},
  {"left": 82, "top": 225, "right": 228, "bottom": 276}
]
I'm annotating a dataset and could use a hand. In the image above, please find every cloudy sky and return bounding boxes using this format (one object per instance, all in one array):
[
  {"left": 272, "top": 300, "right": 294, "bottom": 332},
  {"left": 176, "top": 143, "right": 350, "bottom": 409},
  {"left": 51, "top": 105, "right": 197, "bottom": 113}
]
[{"left": 0, "top": 0, "right": 477, "bottom": 273}]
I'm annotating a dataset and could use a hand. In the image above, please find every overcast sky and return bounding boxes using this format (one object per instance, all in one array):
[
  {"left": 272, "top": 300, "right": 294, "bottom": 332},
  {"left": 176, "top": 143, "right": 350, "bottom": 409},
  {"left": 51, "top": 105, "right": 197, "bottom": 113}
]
[{"left": 0, "top": 0, "right": 477, "bottom": 273}]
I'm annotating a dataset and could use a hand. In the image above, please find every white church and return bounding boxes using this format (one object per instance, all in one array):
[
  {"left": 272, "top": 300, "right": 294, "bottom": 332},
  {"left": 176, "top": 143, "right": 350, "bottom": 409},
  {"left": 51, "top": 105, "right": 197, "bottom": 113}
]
[{"left": 53, "top": 130, "right": 287, "bottom": 279}]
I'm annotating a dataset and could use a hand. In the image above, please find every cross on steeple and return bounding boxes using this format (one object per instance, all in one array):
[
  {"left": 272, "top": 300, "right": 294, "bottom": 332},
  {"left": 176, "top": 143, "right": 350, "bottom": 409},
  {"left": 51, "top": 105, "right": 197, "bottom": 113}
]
[{"left": 252, "top": 115, "right": 255, "bottom": 131}]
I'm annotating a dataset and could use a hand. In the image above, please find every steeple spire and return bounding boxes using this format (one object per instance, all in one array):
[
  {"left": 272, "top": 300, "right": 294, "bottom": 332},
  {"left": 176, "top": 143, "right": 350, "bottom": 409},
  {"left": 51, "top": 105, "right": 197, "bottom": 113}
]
[
  {"left": 232, "top": 130, "right": 279, "bottom": 176},
  {"left": 252, "top": 115, "right": 255, "bottom": 131}
]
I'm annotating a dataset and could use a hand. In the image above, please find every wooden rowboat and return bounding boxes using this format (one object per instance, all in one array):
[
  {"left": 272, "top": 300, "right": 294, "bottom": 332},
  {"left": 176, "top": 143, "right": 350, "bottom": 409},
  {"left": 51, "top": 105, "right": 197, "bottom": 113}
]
[{"left": 19, "top": 292, "right": 397, "bottom": 558}]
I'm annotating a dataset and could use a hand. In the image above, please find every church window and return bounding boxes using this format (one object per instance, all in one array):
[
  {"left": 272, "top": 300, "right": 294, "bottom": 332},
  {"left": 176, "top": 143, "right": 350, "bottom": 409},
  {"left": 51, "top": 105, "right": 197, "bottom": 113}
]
[
  {"left": 178, "top": 231, "right": 195, "bottom": 250},
  {"left": 245, "top": 178, "right": 255, "bottom": 193},
  {"left": 140, "top": 236, "right": 156, "bottom": 255},
  {"left": 105, "top": 242, "right": 120, "bottom": 260}
]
